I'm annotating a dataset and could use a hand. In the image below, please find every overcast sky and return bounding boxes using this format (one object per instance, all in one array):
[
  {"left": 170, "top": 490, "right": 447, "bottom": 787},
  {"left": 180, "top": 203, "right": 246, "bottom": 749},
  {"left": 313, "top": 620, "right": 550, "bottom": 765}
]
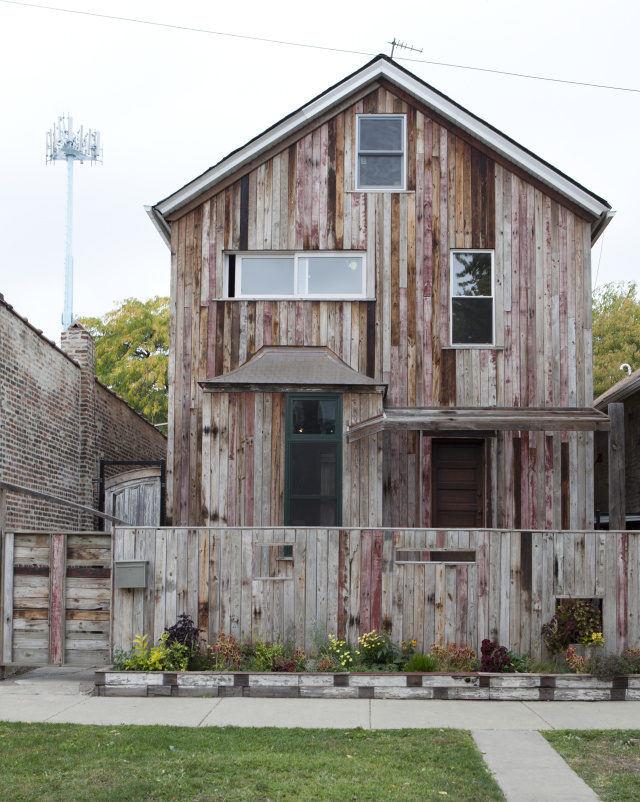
[{"left": 1, "top": 0, "right": 638, "bottom": 344}]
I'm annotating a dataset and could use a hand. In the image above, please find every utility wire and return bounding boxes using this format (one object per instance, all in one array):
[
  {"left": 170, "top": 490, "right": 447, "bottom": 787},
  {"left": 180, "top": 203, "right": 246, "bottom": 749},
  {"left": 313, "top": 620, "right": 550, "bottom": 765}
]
[{"left": 2, "top": 0, "right": 640, "bottom": 95}]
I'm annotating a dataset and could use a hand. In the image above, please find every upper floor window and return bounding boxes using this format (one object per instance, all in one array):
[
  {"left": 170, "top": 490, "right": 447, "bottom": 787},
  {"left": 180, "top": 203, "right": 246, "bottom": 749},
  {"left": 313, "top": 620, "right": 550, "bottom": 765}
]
[
  {"left": 450, "top": 250, "right": 494, "bottom": 345},
  {"left": 225, "top": 251, "right": 367, "bottom": 299},
  {"left": 356, "top": 115, "right": 406, "bottom": 191}
]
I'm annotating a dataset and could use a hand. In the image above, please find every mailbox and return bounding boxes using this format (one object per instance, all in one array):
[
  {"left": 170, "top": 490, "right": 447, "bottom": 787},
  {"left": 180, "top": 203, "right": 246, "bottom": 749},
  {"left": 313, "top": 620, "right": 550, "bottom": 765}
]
[{"left": 114, "top": 561, "right": 148, "bottom": 589}]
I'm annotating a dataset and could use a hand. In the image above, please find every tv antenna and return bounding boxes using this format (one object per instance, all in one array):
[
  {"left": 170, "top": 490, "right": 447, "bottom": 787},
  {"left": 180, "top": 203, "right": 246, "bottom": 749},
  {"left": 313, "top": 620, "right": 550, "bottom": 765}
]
[
  {"left": 46, "top": 115, "right": 102, "bottom": 329},
  {"left": 388, "top": 39, "right": 423, "bottom": 59}
]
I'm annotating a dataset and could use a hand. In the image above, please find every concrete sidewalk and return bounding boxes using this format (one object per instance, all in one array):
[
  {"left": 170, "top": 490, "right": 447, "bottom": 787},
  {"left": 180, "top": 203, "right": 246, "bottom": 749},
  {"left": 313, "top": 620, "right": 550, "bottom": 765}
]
[{"left": 3, "top": 667, "right": 637, "bottom": 801}]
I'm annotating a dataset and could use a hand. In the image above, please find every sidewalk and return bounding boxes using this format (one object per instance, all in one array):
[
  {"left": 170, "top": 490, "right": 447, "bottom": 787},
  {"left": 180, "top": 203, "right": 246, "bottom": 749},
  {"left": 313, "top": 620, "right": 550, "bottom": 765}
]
[{"left": 3, "top": 667, "right": 638, "bottom": 801}]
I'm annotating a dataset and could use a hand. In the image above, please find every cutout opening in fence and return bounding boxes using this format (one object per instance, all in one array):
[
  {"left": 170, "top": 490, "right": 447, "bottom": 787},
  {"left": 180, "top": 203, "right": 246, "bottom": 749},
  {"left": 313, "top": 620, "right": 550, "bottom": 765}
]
[
  {"left": 394, "top": 550, "right": 476, "bottom": 564},
  {"left": 253, "top": 544, "right": 294, "bottom": 580}
]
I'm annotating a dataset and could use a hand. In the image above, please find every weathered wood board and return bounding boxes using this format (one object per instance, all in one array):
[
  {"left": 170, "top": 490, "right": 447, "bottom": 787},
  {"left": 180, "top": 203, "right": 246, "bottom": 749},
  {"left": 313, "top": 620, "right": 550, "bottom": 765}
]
[{"left": 1, "top": 532, "right": 111, "bottom": 665}]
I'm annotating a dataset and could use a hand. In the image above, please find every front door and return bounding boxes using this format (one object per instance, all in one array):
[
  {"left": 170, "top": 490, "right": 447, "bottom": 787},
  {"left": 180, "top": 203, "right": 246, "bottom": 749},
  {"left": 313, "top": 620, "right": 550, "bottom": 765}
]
[{"left": 432, "top": 439, "right": 485, "bottom": 527}]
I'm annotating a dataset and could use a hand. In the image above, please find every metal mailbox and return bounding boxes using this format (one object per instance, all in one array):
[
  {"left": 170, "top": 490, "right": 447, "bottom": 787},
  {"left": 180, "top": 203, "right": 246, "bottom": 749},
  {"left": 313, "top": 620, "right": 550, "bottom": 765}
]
[{"left": 114, "top": 561, "right": 148, "bottom": 589}]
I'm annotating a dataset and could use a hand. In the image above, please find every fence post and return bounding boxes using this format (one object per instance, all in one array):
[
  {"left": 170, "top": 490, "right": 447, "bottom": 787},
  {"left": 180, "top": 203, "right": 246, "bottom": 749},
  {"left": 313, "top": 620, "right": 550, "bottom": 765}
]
[{"left": 608, "top": 403, "right": 626, "bottom": 530}]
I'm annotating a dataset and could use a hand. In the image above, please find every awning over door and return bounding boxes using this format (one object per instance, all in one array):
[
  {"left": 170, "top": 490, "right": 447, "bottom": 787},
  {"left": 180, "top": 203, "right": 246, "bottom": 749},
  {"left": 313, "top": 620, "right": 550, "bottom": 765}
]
[
  {"left": 199, "top": 346, "right": 386, "bottom": 394},
  {"left": 346, "top": 406, "right": 610, "bottom": 442}
]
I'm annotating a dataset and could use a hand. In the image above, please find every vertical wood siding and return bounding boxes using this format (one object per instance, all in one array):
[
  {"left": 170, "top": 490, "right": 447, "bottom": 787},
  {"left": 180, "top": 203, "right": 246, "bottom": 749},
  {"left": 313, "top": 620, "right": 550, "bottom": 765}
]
[
  {"left": 112, "top": 527, "right": 635, "bottom": 661},
  {"left": 168, "top": 85, "right": 594, "bottom": 529}
]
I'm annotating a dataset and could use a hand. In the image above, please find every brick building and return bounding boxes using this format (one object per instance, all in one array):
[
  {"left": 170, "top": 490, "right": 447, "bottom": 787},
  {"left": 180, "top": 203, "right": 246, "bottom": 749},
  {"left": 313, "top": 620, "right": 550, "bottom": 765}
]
[{"left": 0, "top": 294, "right": 167, "bottom": 530}]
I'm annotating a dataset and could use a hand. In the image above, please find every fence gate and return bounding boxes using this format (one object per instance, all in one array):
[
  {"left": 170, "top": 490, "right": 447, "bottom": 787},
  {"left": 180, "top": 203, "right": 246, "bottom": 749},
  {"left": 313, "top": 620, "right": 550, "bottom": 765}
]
[
  {"left": 104, "top": 467, "right": 162, "bottom": 533},
  {"left": 1, "top": 531, "right": 112, "bottom": 666}
]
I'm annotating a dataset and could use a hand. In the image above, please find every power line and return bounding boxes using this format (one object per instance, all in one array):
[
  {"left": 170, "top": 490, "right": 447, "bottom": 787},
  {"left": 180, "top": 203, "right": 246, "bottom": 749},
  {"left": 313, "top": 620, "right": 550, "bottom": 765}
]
[{"left": 2, "top": 0, "right": 640, "bottom": 95}]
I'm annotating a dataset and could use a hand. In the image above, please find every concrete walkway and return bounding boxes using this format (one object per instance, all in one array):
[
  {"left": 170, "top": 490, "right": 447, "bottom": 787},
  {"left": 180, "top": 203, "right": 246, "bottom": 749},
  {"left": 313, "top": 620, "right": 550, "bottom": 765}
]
[{"left": 3, "top": 667, "right": 638, "bottom": 800}]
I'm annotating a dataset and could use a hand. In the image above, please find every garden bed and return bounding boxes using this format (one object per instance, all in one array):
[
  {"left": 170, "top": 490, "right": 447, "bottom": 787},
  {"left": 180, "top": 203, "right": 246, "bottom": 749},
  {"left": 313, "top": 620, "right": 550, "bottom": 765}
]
[{"left": 94, "top": 670, "right": 640, "bottom": 701}]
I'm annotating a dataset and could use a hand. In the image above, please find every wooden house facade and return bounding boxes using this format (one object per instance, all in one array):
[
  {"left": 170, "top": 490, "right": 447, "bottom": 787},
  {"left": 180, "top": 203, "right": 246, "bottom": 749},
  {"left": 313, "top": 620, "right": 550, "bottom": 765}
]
[{"left": 149, "top": 55, "right": 613, "bottom": 534}]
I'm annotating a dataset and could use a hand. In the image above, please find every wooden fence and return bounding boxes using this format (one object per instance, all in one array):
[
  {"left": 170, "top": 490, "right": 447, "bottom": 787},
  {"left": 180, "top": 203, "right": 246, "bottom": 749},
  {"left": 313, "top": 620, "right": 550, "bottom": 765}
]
[
  {"left": 1, "top": 531, "right": 111, "bottom": 665},
  {"left": 113, "top": 527, "right": 639, "bottom": 660}
]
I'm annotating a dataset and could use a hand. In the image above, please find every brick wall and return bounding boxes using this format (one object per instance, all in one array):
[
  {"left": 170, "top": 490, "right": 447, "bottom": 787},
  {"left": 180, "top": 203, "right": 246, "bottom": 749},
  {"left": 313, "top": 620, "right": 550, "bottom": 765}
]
[{"left": 0, "top": 297, "right": 166, "bottom": 530}]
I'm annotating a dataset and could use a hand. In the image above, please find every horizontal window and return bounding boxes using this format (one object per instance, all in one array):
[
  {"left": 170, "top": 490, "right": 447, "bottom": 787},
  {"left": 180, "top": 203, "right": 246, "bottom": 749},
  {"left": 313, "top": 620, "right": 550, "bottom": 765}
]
[
  {"left": 450, "top": 250, "right": 494, "bottom": 345},
  {"left": 226, "top": 251, "right": 367, "bottom": 299},
  {"left": 356, "top": 115, "right": 406, "bottom": 191}
]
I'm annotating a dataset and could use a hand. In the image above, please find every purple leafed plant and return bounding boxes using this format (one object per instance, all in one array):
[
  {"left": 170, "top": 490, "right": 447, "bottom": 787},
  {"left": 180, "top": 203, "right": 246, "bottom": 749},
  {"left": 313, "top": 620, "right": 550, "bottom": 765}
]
[{"left": 480, "top": 638, "right": 514, "bottom": 673}]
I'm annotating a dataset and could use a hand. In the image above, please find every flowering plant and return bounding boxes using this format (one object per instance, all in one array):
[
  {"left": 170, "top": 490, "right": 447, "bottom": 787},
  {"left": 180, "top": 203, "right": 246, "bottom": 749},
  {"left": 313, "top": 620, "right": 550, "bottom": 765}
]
[
  {"left": 209, "top": 632, "right": 243, "bottom": 670},
  {"left": 430, "top": 642, "right": 478, "bottom": 672},
  {"left": 542, "top": 599, "right": 602, "bottom": 654},
  {"left": 566, "top": 645, "right": 586, "bottom": 673},
  {"left": 327, "top": 634, "right": 356, "bottom": 670}
]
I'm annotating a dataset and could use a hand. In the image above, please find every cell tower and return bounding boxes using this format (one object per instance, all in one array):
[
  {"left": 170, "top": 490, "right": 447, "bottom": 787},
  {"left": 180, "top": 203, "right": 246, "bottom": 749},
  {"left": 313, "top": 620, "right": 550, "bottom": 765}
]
[{"left": 46, "top": 115, "right": 102, "bottom": 329}]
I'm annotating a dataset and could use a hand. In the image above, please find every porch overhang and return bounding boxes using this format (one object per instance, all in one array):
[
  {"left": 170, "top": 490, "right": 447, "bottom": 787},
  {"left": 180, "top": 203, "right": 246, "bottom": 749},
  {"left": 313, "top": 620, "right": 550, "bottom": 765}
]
[
  {"left": 200, "top": 346, "right": 386, "bottom": 394},
  {"left": 346, "top": 406, "right": 611, "bottom": 442}
]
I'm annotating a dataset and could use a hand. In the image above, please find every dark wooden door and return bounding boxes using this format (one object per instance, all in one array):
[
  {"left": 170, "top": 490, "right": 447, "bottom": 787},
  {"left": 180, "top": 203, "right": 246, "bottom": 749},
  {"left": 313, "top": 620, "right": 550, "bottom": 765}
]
[{"left": 432, "top": 440, "right": 485, "bottom": 527}]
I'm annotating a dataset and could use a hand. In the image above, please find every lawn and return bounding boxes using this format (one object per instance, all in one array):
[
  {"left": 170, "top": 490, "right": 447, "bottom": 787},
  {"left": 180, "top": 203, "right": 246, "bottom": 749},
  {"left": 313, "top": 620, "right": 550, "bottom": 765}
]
[
  {"left": 0, "top": 722, "right": 504, "bottom": 801},
  {"left": 545, "top": 730, "right": 640, "bottom": 802}
]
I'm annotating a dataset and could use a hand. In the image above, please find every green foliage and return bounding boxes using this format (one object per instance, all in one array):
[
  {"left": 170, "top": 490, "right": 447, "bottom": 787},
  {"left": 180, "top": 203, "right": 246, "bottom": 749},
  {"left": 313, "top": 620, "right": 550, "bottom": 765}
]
[
  {"left": 404, "top": 652, "right": 439, "bottom": 672},
  {"left": 78, "top": 296, "right": 169, "bottom": 424},
  {"left": 542, "top": 599, "right": 602, "bottom": 655},
  {"left": 587, "top": 649, "right": 640, "bottom": 679},
  {"left": 245, "top": 640, "right": 285, "bottom": 671},
  {"left": 506, "top": 650, "right": 535, "bottom": 673},
  {"left": 113, "top": 632, "right": 191, "bottom": 672},
  {"left": 357, "top": 630, "right": 398, "bottom": 667},
  {"left": 592, "top": 282, "right": 640, "bottom": 399}
]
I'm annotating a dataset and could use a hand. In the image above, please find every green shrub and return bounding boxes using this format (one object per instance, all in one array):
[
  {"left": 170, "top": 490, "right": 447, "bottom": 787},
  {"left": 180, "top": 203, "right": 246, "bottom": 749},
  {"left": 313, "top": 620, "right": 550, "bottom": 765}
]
[
  {"left": 113, "top": 633, "right": 191, "bottom": 671},
  {"left": 588, "top": 649, "right": 640, "bottom": 678},
  {"left": 404, "top": 653, "right": 438, "bottom": 672}
]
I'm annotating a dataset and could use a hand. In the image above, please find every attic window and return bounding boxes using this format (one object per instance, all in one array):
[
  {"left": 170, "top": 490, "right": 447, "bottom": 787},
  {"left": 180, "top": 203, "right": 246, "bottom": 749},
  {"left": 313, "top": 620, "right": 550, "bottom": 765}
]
[
  {"left": 225, "top": 251, "right": 367, "bottom": 299},
  {"left": 356, "top": 115, "right": 406, "bottom": 191}
]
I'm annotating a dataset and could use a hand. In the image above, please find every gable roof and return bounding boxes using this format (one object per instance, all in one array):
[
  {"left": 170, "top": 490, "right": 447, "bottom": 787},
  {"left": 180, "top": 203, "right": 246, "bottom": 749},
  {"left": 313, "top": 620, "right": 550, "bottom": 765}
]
[
  {"left": 594, "top": 367, "right": 640, "bottom": 409},
  {"left": 149, "top": 54, "right": 612, "bottom": 245}
]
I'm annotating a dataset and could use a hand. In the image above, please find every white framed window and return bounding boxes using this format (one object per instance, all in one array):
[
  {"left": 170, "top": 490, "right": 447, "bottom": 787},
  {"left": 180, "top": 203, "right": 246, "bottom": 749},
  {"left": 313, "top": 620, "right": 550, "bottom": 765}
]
[
  {"left": 356, "top": 114, "right": 406, "bottom": 191},
  {"left": 450, "top": 250, "right": 494, "bottom": 346},
  {"left": 225, "top": 251, "right": 367, "bottom": 299}
]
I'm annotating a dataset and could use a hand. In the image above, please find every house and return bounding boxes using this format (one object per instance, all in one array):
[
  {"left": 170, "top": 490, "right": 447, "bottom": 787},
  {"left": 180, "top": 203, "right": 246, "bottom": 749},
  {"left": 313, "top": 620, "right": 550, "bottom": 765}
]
[
  {"left": 148, "top": 54, "right": 613, "bottom": 533},
  {"left": 594, "top": 367, "right": 640, "bottom": 529},
  {"left": 110, "top": 55, "right": 640, "bottom": 661},
  {"left": 0, "top": 294, "right": 167, "bottom": 530}
]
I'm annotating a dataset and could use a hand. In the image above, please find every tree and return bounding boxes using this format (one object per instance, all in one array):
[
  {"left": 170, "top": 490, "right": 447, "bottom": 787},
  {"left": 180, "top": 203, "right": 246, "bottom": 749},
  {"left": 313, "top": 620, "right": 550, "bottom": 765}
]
[
  {"left": 79, "top": 297, "right": 169, "bottom": 425},
  {"left": 592, "top": 282, "right": 640, "bottom": 399}
]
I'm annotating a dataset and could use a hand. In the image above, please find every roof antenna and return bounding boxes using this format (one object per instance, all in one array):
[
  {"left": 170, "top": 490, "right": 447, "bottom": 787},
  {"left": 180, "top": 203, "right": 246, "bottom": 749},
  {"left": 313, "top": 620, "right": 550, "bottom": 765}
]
[{"left": 388, "top": 38, "right": 423, "bottom": 59}]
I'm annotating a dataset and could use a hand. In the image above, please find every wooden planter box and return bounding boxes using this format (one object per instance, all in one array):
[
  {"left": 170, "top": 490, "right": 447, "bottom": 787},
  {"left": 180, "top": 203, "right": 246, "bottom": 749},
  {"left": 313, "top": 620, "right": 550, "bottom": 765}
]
[{"left": 94, "top": 670, "right": 640, "bottom": 701}]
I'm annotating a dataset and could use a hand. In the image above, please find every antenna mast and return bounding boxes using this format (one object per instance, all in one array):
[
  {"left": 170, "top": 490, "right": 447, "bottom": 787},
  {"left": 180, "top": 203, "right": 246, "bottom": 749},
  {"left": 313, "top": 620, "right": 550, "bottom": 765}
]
[
  {"left": 388, "top": 38, "right": 423, "bottom": 59},
  {"left": 46, "top": 115, "right": 102, "bottom": 329}
]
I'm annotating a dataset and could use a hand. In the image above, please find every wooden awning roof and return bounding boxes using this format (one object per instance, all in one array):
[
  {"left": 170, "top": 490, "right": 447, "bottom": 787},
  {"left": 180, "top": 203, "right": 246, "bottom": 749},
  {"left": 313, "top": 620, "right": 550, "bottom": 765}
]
[
  {"left": 346, "top": 406, "right": 610, "bottom": 442},
  {"left": 200, "top": 346, "right": 386, "bottom": 393}
]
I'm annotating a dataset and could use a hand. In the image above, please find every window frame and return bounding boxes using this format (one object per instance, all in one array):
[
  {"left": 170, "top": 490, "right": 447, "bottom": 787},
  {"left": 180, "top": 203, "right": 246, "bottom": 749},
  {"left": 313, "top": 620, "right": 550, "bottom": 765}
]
[
  {"left": 284, "top": 393, "right": 342, "bottom": 527},
  {"left": 355, "top": 114, "right": 407, "bottom": 192},
  {"left": 225, "top": 250, "right": 368, "bottom": 300},
  {"left": 449, "top": 249, "right": 495, "bottom": 347}
]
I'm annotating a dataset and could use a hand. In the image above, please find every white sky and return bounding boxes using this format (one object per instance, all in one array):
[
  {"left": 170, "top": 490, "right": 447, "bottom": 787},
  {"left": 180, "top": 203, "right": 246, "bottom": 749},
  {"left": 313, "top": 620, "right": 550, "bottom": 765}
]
[{"left": 1, "top": 0, "right": 638, "bottom": 344}]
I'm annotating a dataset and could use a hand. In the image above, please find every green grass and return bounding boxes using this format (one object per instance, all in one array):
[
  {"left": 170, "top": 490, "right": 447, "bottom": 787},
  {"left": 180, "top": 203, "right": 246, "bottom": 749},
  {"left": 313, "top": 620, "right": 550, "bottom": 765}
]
[
  {"left": 545, "top": 730, "right": 640, "bottom": 802},
  {"left": 0, "top": 722, "right": 504, "bottom": 801}
]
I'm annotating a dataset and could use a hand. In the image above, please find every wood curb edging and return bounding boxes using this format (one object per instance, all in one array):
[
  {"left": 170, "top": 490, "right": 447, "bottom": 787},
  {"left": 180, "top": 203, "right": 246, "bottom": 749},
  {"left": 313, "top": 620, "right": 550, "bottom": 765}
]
[{"left": 94, "top": 671, "right": 640, "bottom": 701}]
